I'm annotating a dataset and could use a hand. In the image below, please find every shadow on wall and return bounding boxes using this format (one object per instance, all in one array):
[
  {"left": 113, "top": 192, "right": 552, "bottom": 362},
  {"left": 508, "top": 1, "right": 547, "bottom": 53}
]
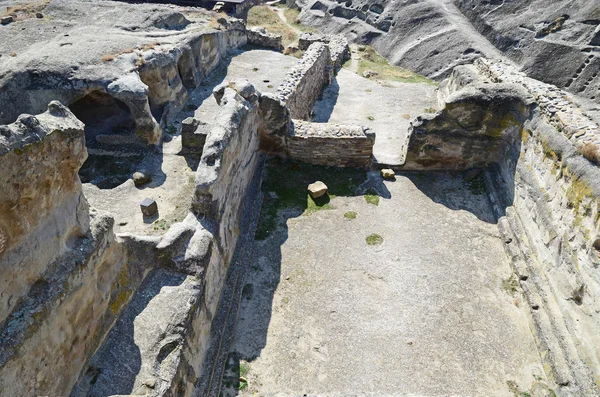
[
  {"left": 311, "top": 76, "right": 340, "bottom": 122},
  {"left": 220, "top": 158, "right": 390, "bottom": 394},
  {"left": 73, "top": 269, "right": 187, "bottom": 396}
]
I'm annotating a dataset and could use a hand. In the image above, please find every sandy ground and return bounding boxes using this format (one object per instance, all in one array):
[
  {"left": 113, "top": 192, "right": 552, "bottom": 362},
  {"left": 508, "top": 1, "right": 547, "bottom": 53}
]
[
  {"left": 223, "top": 170, "right": 549, "bottom": 396},
  {"left": 312, "top": 69, "right": 438, "bottom": 166},
  {"left": 84, "top": 49, "right": 298, "bottom": 235}
]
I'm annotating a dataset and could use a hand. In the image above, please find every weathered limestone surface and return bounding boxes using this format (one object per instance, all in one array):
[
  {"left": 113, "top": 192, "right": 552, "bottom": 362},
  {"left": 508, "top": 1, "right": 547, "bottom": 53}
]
[
  {"left": 0, "top": 102, "right": 134, "bottom": 397},
  {"left": 276, "top": 42, "right": 332, "bottom": 120},
  {"left": 489, "top": 112, "right": 600, "bottom": 396},
  {"left": 0, "top": 102, "right": 89, "bottom": 324},
  {"left": 404, "top": 77, "right": 532, "bottom": 170},
  {"left": 0, "top": 0, "right": 248, "bottom": 144}
]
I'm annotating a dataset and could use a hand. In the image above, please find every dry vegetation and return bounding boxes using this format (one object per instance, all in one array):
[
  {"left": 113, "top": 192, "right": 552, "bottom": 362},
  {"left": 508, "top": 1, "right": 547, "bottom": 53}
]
[
  {"left": 347, "top": 45, "right": 436, "bottom": 84},
  {"left": 580, "top": 143, "right": 600, "bottom": 164},
  {"left": 1, "top": 0, "right": 50, "bottom": 20},
  {"left": 247, "top": 6, "right": 297, "bottom": 46},
  {"left": 281, "top": 6, "right": 316, "bottom": 34}
]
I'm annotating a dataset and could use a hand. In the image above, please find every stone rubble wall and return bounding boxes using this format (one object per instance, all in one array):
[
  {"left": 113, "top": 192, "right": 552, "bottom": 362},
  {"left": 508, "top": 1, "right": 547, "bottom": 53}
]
[
  {"left": 257, "top": 94, "right": 375, "bottom": 168},
  {"left": 276, "top": 42, "right": 332, "bottom": 120},
  {"left": 183, "top": 81, "right": 262, "bottom": 394},
  {"left": 298, "top": 32, "right": 350, "bottom": 69},
  {"left": 247, "top": 27, "right": 283, "bottom": 50},
  {"left": 287, "top": 119, "right": 375, "bottom": 167},
  {"left": 476, "top": 58, "right": 600, "bottom": 151}
]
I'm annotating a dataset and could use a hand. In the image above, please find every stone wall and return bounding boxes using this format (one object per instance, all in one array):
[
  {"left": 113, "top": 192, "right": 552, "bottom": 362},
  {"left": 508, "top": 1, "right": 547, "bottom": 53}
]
[
  {"left": 184, "top": 81, "right": 263, "bottom": 394},
  {"left": 0, "top": 102, "right": 90, "bottom": 325},
  {"left": 298, "top": 33, "right": 350, "bottom": 69},
  {"left": 488, "top": 111, "right": 600, "bottom": 395},
  {"left": 276, "top": 42, "right": 332, "bottom": 120},
  {"left": 480, "top": 59, "right": 600, "bottom": 396},
  {"left": 287, "top": 120, "right": 375, "bottom": 167},
  {"left": 139, "top": 25, "right": 247, "bottom": 133},
  {"left": 257, "top": 94, "right": 375, "bottom": 168}
]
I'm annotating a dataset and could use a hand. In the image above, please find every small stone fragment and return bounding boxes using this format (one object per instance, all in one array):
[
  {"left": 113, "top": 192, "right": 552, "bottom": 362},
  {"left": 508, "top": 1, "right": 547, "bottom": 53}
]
[
  {"left": 381, "top": 169, "right": 395, "bottom": 179},
  {"left": 144, "top": 378, "right": 156, "bottom": 389},
  {"left": 362, "top": 70, "right": 378, "bottom": 78},
  {"left": 1, "top": 16, "right": 14, "bottom": 25},
  {"left": 35, "top": 12, "right": 44, "bottom": 18},
  {"left": 140, "top": 198, "right": 158, "bottom": 216},
  {"left": 133, "top": 170, "right": 151, "bottom": 186},
  {"left": 308, "top": 181, "right": 328, "bottom": 199}
]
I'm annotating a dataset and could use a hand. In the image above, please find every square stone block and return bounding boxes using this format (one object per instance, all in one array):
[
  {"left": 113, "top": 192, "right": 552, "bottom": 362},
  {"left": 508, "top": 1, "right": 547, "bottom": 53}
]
[{"left": 140, "top": 198, "right": 158, "bottom": 216}]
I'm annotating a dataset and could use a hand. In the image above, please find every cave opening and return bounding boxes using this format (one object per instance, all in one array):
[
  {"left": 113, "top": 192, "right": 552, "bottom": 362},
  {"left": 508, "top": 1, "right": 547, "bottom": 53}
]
[
  {"left": 69, "top": 91, "right": 136, "bottom": 145},
  {"left": 69, "top": 91, "right": 144, "bottom": 189}
]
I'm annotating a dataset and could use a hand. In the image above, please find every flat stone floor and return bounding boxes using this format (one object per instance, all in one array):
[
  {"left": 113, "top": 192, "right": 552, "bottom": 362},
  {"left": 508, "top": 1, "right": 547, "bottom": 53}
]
[
  {"left": 312, "top": 69, "right": 438, "bottom": 166},
  {"left": 224, "top": 170, "right": 548, "bottom": 396},
  {"left": 84, "top": 49, "right": 297, "bottom": 235}
]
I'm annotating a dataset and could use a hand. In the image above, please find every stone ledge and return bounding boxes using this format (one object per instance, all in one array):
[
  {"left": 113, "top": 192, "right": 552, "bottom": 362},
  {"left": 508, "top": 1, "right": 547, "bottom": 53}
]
[{"left": 476, "top": 58, "right": 600, "bottom": 150}]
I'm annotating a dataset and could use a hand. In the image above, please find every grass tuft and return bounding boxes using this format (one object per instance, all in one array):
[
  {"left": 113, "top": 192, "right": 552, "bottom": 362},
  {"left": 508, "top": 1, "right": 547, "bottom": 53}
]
[{"left": 580, "top": 143, "right": 600, "bottom": 164}]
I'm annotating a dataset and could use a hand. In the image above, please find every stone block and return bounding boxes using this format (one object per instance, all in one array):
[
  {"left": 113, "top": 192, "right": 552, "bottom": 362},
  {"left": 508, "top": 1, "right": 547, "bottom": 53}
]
[
  {"left": 181, "top": 117, "right": 209, "bottom": 152},
  {"left": 140, "top": 198, "right": 158, "bottom": 216},
  {"left": 308, "top": 181, "right": 328, "bottom": 198},
  {"left": 1, "top": 16, "right": 14, "bottom": 25}
]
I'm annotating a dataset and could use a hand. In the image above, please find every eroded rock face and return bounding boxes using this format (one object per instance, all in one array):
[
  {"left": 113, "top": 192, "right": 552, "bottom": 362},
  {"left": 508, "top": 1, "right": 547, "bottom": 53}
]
[
  {"left": 291, "top": 0, "right": 599, "bottom": 103},
  {"left": 456, "top": 0, "right": 600, "bottom": 103},
  {"left": 0, "top": 101, "right": 89, "bottom": 324},
  {"left": 404, "top": 78, "right": 532, "bottom": 170},
  {"left": 0, "top": 102, "right": 132, "bottom": 397}
]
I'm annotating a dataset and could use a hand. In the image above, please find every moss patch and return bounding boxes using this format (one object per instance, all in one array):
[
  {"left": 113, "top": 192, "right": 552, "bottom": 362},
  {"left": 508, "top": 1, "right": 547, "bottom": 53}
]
[
  {"left": 255, "top": 158, "right": 368, "bottom": 240},
  {"left": 365, "top": 190, "right": 380, "bottom": 206},
  {"left": 344, "top": 211, "right": 357, "bottom": 219},
  {"left": 366, "top": 233, "right": 384, "bottom": 245},
  {"left": 502, "top": 274, "right": 519, "bottom": 296}
]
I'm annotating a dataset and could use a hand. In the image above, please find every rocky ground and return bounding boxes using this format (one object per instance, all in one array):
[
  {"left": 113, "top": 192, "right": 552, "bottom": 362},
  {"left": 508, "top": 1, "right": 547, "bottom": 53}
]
[
  {"left": 0, "top": 0, "right": 220, "bottom": 125},
  {"left": 291, "top": 0, "right": 600, "bottom": 104},
  {"left": 222, "top": 162, "right": 553, "bottom": 396}
]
